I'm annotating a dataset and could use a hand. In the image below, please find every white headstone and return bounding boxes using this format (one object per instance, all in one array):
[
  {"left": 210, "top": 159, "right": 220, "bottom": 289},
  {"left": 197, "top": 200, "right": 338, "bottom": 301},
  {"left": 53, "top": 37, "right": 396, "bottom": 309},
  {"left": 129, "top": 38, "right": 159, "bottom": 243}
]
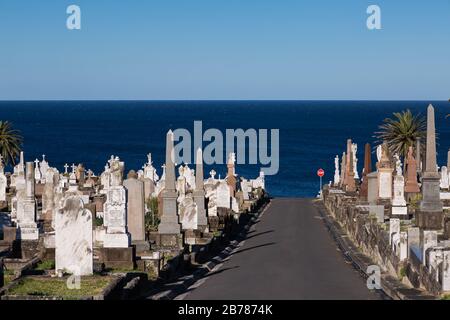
[
  {"left": 55, "top": 194, "right": 93, "bottom": 276},
  {"left": 441, "top": 166, "right": 450, "bottom": 189}
]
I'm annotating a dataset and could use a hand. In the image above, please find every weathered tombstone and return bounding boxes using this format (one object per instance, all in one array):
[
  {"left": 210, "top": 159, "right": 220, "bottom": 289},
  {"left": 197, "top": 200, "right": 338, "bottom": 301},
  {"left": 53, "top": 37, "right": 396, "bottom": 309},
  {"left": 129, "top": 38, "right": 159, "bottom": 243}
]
[
  {"left": 399, "top": 232, "right": 408, "bottom": 261},
  {"left": 367, "top": 172, "right": 378, "bottom": 204},
  {"left": 421, "top": 230, "right": 438, "bottom": 265},
  {"left": 376, "top": 143, "right": 393, "bottom": 201},
  {"left": 103, "top": 157, "right": 130, "bottom": 248},
  {"left": 123, "top": 170, "right": 145, "bottom": 242},
  {"left": 55, "top": 194, "right": 93, "bottom": 276},
  {"left": 216, "top": 181, "right": 231, "bottom": 208},
  {"left": 417, "top": 104, "right": 443, "bottom": 230},
  {"left": 441, "top": 166, "right": 450, "bottom": 189},
  {"left": 441, "top": 250, "right": 450, "bottom": 291},
  {"left": 179, "top": 196, "right": 198, "bottom": 231},
  {"left": 389, "top": 218, "right": 400, "bottom": 245},
  {"left": 405, "top": 146, "right": 420, "bottom": 193},
  {"left": 392, "top": 156, "right": 407, "bottom": 216}
]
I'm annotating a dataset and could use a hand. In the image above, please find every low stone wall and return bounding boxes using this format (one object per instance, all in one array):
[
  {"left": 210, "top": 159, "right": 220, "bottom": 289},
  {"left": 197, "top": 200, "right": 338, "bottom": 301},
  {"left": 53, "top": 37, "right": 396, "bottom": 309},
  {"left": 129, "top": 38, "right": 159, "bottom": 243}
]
[{"left": 323, "top": 189, "right": 442, "bottom": 297}]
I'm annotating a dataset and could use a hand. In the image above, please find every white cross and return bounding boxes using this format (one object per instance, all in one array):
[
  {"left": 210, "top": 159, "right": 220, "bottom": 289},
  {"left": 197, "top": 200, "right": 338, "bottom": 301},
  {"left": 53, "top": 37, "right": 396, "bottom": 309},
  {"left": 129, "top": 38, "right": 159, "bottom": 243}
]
[
  {"left": 147, "top": 153, "right": 152, "bottom": 165},
  {"left": 34, "top": 159, "right": 40, "bottom": 167},
  {"left": 71, "top": 163, "right": 76, "bottom": 173},
  {"left": 64, "top": 163, "right": 69, "bottom": 174},
  {"left": 210, "top": 169, "right": 216, "bottom": 179},
  {"left": 42, "top": 154, "right": 46, "bottom": 162}
]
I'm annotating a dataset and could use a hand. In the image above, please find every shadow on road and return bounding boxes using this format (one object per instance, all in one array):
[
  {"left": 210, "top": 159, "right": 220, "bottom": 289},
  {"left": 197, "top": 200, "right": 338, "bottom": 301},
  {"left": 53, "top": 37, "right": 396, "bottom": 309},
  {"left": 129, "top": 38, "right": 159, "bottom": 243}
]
[
  {"left": 231, "top": 242, "right": 276, "bottom": 256},
  {"left": 244, "top": 230, "right": 274, "bottom": 240}
]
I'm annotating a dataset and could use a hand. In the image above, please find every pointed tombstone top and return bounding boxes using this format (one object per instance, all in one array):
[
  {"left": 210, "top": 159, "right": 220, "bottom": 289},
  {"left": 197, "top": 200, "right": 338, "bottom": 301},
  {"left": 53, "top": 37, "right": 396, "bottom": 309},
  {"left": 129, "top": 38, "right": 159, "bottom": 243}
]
[
  {"left": 195, "top": 148, "right": 204, "bottom": 190},
  {"left": 425, "top": 104, "right": 437, "bottom": 173}
]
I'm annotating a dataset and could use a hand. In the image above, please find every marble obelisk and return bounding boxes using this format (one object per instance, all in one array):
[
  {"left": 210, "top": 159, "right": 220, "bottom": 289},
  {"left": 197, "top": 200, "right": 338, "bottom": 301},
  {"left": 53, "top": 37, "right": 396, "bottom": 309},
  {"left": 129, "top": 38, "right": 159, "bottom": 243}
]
[
  {"left": 194, "top": 148, "right": 208, "bottom": 231},
  {"left": 158, "top": 130, "right": 181, "bottom": 236},
  {"left": 417, "top": 104, "right": 443, "bottom": 229}
]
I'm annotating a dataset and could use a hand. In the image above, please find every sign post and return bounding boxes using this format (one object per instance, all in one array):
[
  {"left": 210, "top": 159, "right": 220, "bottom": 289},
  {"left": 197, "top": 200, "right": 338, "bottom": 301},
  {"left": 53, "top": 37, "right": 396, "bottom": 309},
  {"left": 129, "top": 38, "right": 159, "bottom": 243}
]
[{"left": 317, "top": 168, "right": 325, "bottom": 197}]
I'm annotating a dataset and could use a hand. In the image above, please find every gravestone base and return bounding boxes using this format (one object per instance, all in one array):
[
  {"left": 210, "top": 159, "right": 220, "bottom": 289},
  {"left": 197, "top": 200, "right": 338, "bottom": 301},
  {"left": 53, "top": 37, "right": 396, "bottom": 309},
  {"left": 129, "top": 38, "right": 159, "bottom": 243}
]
[
  {"left": 392, "top": 206, "right": 408, "bottom": 217},
  {"left": 98, "top": 247, "right": 135, "bottom": 270},
  {"left": 444, "top": 217, "right": 450, "bottom": 240},
  {"left": 18, "top": 240, "right": 40, "bottom": 260},
  {"left": 103, "top": 233, "right": 130, "bottom": 248},
  {"left": 0, "top": 257, "right": 4, "bottom": 287},
  {"left": 2, "top": 226, "right": 17, "bottom": 243},
  {"left": 415, "top": 210, "right": 444, "bottom": 230},
  {"left": 208, "top": 217, "right": 219, "bottom": 232},
  {"left": 184, "top": 230, "right": 197, "bottom": 245},
  {"left": 18, "top": 225, "right": 39, "bottom": 241},
  {"left": 159, "top": 233, "right": 183, "bottom": 249},
  {"left": 132, "top": 240, "right": 150, "bottom": 254}
]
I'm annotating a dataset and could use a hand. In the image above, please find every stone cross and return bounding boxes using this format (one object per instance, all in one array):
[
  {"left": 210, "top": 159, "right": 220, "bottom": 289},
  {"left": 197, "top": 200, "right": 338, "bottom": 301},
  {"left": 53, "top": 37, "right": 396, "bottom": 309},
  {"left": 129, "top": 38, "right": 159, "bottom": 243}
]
[
  {"left": 210, "top": 169, "right": 216, "bottom": 179},
  {"left": 64, "top": 163, "right": 69, "bottom": 174},
  {"left": 71, "top": 163, "right": 76, "bottom": 174}
]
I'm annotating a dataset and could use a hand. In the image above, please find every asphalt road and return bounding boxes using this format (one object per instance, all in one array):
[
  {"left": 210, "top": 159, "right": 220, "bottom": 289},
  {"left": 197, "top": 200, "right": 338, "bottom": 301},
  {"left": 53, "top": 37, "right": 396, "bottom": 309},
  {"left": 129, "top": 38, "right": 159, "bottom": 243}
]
[{"left": 178, "top": 198, "right": 383, "bottom": 300}]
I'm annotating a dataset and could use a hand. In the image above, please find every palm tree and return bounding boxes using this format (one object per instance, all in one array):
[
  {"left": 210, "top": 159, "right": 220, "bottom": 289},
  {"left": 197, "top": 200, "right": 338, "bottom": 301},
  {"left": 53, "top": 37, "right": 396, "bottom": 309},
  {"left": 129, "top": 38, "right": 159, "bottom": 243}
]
[
  {"left": 374, "top": 109, "right": 426, "bottom": 159},
  {"left": 0, "top": 121, "right": 23, "bottom": 166}
]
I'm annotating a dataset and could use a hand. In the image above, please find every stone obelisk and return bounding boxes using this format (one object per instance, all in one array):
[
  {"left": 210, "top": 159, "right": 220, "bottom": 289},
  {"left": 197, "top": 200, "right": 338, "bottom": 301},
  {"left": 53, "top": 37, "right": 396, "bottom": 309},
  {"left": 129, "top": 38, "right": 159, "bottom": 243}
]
[
  {"left": 158, "top": 130, "right": 181, "bottom": 244},
  {"left": 417, "top": 104, "right": 443, "bottom": 229},
  {"left": 194, "top": 148, "right": 208, "bottom": 232},
  {"left": 345, "top": 139, "right": 356, "bottom": 192},
  {"left": 359, "top": 143, "right": 371, "bottom": 200}
]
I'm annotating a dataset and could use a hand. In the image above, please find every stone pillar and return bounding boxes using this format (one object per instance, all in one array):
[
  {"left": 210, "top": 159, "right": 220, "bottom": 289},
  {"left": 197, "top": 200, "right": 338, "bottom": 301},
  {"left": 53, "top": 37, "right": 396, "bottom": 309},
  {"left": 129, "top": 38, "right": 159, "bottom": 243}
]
[
  {"left": 158, "top": 130, "right": 181, "bottom": 236},
  {"left": 194, "top": 148, "right": 208, "bottom": 231},
  {"left": 447, "top": 148, "right": 450, "bottom": 169},
  {"left": 417, "top": 104, "right": 443, "bottom": 230},
  {"left": 359, "top": 143, "right": 371, "bottom": 200},
  {"left": 345, "top": 139, "right": 356, "bottom": 192},
  {"left": 123, "top": 170, "right": 146, "bottom": 242},
  {"left": 17, "top": 162, "right": 38, "bottom": 240}
]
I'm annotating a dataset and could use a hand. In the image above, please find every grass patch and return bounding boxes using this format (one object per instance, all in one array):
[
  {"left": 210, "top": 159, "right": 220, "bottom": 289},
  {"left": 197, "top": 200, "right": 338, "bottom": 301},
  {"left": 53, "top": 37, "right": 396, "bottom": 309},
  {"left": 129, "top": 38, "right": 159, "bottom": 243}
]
[
  {"left": 35, "top": 260, "right": 55, "bottom": 271},
  {"left": 8, "top": 276, "right": 112, "bottom": 299}
]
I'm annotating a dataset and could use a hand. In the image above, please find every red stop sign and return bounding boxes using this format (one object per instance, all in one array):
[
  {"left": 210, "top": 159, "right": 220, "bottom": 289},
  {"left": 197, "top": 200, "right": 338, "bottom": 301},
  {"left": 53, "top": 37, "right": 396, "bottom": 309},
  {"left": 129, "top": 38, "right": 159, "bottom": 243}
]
[{"left": 317, "top": 168, "right": 324, "bottom": 177}]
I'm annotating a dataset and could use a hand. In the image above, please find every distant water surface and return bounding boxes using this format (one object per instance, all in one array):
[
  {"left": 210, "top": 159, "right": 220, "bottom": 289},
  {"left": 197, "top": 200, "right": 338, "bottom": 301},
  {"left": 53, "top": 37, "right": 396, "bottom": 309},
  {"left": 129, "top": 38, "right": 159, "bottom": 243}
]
[{"left": 0, "top": 101, "right": 448, "bottom": 197}]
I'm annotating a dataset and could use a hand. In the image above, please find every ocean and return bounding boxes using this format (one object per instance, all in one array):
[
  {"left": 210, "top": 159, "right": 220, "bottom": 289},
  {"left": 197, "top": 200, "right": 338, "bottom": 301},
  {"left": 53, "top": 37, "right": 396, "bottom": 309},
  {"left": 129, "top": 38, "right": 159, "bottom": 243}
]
[{"left": 0, "top": 101, "right": 449, "bottom": 197}]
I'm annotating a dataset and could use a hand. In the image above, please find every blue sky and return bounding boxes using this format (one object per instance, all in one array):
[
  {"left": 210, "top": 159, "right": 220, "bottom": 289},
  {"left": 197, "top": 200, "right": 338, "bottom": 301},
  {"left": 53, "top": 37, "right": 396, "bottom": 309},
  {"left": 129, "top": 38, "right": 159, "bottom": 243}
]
[{"left": 0, "top": 0, "right": 449, "bottom": 100}]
